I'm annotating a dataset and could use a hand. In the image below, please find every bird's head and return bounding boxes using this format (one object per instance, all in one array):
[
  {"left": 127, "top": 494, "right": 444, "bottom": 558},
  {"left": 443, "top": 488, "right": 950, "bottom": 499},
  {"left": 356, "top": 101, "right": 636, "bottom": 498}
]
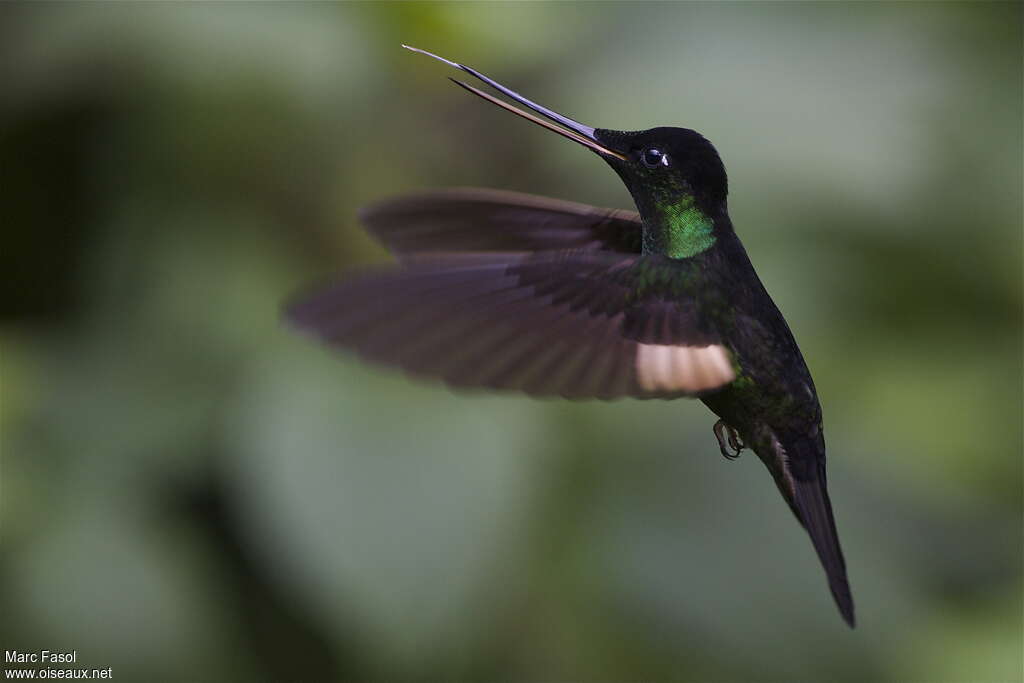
[
  {"left": 593, "top": 127, "right": 728, "bottom": 216},
  {"left": 403, "top": 47, "right": 730, "bottom": 254}
]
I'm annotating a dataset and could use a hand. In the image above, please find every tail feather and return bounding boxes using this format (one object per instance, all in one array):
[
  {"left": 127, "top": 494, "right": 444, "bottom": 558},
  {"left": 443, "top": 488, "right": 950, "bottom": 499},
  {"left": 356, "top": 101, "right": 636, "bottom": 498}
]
[{"left": 791, "top": 469, "right": 855, "bottom": 627}]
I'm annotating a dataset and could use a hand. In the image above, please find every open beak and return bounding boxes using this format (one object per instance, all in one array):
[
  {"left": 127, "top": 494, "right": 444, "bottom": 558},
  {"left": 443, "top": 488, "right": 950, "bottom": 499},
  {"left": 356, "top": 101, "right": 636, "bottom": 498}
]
[{"left": 403, "top": 45, "right": 628, "bottom": 161}]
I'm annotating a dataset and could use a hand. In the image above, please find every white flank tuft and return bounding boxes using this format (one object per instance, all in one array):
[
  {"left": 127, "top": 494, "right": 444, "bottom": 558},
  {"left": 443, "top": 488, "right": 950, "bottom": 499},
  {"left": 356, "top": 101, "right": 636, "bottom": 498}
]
[{"left": 635, "top": 343, "right": 735, "bottom": 392}]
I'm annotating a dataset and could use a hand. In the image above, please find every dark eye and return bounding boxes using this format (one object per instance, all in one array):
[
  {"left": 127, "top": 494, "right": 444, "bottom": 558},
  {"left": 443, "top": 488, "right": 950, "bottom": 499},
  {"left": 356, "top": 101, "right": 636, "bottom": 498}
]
[{"left": 642, "top": 147, "right": 669, "bottom": 169}]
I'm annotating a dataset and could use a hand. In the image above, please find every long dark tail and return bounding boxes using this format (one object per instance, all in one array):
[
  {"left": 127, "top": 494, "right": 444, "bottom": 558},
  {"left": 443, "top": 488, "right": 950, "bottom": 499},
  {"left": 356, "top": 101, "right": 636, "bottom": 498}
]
[{"left": 786, "top": 447, "right": 855, "bottom": 627}]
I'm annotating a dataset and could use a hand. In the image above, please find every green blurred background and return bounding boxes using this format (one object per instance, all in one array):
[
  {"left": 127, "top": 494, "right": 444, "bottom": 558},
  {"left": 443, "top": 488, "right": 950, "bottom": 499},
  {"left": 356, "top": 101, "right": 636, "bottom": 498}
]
[{"left": 2, "top": 3, "right": 1021, "bottom": 681}]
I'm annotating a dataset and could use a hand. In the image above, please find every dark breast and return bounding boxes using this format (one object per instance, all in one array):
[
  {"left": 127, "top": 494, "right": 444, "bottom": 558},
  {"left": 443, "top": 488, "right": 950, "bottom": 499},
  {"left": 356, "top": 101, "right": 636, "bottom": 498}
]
[{"left": 698, "top": 233, "right": 822, "bottom": 437}]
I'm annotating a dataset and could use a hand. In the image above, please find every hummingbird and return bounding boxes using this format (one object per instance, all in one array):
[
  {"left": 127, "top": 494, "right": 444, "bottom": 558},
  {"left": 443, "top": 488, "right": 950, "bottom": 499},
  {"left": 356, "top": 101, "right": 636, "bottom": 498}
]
[{"left": 287, "top": 46, "right": 855, "bottom": 627}]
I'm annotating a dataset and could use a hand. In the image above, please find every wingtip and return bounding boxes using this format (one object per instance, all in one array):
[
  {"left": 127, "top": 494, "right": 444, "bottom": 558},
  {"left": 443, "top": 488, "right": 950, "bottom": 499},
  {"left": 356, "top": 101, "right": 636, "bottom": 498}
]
[{"left": 355, "top": 201, "right": 376, "bottom": 226}]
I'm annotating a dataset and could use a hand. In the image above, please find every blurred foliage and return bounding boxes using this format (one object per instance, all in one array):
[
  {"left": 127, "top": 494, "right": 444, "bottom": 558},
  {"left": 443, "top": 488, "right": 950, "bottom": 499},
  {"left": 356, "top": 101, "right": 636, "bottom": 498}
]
[{"left": 1, "top": 3, "right": 1021, "bottom": 682}]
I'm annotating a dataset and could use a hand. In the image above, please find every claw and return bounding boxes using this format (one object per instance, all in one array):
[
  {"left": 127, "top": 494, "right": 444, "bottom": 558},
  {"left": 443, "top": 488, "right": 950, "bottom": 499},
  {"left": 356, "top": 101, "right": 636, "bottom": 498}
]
[
  {"left": 713, "top": 419, "right": 745, "bottom": 460},
  {"left": 728, "top": 427, "right": 745, "bottom": 453}
]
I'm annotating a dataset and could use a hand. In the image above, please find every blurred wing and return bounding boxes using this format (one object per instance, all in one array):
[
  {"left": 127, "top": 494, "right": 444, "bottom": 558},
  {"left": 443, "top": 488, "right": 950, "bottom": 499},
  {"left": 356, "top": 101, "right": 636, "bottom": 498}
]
[
  {"left": 286, "top": 251, "right": 735, "bottom": 399},
  {"left": 359, "top": 188, "right": 642, "bottom": 259}
]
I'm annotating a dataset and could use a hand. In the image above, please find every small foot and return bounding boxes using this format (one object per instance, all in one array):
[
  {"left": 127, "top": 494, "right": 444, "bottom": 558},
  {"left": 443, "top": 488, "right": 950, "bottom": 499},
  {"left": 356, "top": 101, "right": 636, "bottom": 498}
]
[{"left": 713, "top": 419, "right": 745, "bottom": 460}]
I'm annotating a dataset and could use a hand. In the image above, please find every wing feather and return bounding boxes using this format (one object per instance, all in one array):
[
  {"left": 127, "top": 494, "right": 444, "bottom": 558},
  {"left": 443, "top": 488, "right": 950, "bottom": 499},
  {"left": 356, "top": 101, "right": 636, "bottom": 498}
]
[
  {"left": 287, "top": 252, "right": 735, "bottom": 399},
  {"left": 360, "top": 188, "right": 642, "bottom": 258}
]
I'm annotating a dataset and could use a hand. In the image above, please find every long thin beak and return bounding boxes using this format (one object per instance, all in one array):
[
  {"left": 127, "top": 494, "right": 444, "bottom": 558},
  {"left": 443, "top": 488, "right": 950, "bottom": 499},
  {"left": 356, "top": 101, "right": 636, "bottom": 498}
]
[{"left": 403, "top": 45, "right": 627, "bottom": 161}]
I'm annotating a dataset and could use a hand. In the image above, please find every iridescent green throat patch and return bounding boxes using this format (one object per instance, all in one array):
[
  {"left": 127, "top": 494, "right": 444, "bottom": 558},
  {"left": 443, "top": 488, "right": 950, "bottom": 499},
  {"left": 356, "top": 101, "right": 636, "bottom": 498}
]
[{"left": 651, "top": 195, "right": 715, "bottom": 259}]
